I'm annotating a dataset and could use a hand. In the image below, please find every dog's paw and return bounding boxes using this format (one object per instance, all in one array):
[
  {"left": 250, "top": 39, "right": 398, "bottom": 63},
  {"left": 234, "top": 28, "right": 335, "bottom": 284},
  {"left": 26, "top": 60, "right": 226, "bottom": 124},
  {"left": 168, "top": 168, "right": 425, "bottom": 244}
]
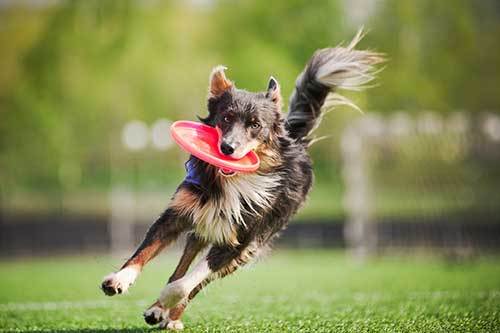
[
  {"left": 160, "top": 281, "right": 188, "bottom": 308},
  {"left": 101, "top": 266, "right": 139, "bottom": 296},
  {"left": 159, "top": 318, "right": 184, "bottom": 331},
  {"left": 143, "top": 304, "right": 168, "bottom": 325}
]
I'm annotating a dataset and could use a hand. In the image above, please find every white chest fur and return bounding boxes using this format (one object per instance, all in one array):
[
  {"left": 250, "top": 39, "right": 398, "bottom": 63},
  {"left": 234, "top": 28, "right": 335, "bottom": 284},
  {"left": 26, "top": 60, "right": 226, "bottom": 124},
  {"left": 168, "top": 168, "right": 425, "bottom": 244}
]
[{"left": 192, "top": 172, "right": 280, "bottom": 246}]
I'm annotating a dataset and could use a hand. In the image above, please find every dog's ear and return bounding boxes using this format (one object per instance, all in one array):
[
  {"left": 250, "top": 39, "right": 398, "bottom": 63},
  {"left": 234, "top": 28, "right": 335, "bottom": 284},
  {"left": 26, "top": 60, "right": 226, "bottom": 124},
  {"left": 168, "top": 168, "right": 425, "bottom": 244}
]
[
  {"left": 209, "top": 65, "right": 233, "bottom": 97},
  {"left": 266, "top": 76, "right": 282, "bottom": 108}
]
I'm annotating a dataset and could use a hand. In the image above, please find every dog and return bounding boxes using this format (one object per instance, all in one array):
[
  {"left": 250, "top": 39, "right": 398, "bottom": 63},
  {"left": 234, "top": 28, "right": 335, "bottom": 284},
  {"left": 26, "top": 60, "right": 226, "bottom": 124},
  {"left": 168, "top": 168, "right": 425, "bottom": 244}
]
[{"left": 101, "top": 30, "right": 383, "bottom": 330}]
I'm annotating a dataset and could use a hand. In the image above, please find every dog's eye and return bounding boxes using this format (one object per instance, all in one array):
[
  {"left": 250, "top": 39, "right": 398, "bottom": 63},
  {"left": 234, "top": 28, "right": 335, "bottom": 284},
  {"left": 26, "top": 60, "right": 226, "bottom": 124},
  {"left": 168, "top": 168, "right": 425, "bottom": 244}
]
[
  {"left": 251, "top": 122, "right": 261, "bottom": 129},
  {"left": 223, "top": 116, "right": 231, "bottom": 123}
]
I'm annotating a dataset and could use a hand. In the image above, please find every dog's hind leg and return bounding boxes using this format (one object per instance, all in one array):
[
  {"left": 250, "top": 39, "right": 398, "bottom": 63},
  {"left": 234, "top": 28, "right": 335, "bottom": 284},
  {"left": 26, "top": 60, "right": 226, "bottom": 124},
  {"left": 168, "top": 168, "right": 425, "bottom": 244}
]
[
  {"left": 143, "top": 233, "right": 206, "bottom": 327},
  {"left": 101, "top": 188, "right": 198, "bottom": 296}
]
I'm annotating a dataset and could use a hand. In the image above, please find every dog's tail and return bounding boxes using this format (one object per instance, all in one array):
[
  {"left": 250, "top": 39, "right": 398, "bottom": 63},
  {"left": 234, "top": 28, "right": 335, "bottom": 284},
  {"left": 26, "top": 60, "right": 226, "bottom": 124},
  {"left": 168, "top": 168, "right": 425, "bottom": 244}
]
[{"left": 286, "top": 29, "right": 385, "bottom": 143}]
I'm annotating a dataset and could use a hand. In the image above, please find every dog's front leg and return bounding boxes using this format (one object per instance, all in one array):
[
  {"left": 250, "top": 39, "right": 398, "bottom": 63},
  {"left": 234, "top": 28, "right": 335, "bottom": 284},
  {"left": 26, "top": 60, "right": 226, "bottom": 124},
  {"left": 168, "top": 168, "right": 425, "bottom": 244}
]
[
  {"left": 101, "top": 207, "right": 189, "bottom": 296},
  {"left": 159, "top": 240, "right": 258, "bottom": 308},
  {"left": 143, "top": 233, "right": 206, "bottom": 327}
]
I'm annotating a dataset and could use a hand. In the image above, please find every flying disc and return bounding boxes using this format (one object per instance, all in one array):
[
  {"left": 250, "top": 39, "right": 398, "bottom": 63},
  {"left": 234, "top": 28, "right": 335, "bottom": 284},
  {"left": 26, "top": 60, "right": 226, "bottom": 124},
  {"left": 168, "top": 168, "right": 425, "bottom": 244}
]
[{"left": 170, "top": 121, "right": 260, "bottom": 173}]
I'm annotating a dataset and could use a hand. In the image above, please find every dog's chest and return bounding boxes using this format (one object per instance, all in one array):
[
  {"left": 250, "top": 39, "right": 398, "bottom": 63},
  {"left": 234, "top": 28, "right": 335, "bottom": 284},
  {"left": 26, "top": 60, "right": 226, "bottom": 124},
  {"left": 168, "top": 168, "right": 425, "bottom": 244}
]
[{"left": 192, "top": 173, "right": 280, "bottom": 245}]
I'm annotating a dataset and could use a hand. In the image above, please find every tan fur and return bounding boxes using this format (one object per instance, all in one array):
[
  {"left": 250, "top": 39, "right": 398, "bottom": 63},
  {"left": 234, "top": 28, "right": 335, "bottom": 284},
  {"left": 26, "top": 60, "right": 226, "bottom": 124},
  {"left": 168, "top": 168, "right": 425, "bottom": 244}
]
[
  {"left": 170, "top": 188, "right": 199, "bottom": 216},
  {"left": 209, "top": 65, "right": 233, "bottom": 97},
  {"left": 256, "top": 144, "right": 283, "bottom": 171},
  {"left": 267, "top": 76, "right": 282, "bottom": 110},
  {"left": 168, "top": 303, "right": 187, "bottom": 321}
]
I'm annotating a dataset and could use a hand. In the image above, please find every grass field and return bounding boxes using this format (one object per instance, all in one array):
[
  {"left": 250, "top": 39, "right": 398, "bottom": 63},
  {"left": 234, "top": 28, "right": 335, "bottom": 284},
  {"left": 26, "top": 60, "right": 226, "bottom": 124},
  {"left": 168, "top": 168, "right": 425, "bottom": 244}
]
[{"left": 1, "top": 250, "right": 499, "bottom": 332}]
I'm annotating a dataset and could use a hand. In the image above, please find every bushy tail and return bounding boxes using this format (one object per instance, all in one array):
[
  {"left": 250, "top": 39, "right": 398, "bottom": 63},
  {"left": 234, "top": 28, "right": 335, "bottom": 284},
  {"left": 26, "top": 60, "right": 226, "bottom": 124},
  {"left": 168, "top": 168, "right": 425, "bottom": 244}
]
[{"left": 286, "top": 30, "right": 385, "bottom": 143}]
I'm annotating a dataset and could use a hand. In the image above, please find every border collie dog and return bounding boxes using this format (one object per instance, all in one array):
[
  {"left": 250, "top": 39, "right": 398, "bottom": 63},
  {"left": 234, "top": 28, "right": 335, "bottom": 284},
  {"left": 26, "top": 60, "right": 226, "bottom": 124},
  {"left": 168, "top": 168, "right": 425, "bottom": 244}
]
[{"left": 101, "top": 31, "right": 383, "bottom": 330}]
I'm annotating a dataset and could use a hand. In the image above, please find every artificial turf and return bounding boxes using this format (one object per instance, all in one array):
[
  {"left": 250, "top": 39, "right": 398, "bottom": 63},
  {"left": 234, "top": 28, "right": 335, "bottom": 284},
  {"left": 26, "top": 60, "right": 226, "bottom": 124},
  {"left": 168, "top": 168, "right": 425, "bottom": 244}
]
[{"left": 0, "top": 250, "right": 499, "bottom": 332}]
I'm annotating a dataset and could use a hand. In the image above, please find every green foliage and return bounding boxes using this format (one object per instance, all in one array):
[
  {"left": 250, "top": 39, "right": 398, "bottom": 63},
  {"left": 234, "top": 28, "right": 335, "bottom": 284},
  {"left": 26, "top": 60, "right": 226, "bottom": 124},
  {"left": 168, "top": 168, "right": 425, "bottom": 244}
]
[
  {"left": 0, "top": 1, "right": 499, "bottom": 218},
  {"left": 368, "top": 0, "right": 500, "bottom": 111}
]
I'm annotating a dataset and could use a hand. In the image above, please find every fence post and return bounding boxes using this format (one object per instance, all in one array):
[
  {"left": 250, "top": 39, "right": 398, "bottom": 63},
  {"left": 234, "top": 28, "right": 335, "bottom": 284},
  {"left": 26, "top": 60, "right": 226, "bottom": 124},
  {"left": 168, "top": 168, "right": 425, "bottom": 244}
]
[
  {"left": 109, "top": 187, "right": 135, "bottom": 256},
  {"left": 341, "top": 119, "right": 377, "bottom": 259}
]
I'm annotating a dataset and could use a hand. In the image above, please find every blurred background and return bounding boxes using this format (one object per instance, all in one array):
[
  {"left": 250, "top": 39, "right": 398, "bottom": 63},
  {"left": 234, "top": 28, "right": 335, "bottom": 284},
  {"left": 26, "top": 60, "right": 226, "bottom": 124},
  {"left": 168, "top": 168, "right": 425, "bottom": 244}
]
[{"left": 1, "top": 0, "right": 500, "bottom": 257}]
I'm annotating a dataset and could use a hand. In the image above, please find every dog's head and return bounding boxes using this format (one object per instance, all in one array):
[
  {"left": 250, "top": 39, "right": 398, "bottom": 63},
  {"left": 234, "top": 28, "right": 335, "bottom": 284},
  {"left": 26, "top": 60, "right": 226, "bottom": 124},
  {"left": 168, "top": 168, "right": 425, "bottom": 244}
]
[{"left": 199, "top": 66, "right": 283, "bottom": 159}]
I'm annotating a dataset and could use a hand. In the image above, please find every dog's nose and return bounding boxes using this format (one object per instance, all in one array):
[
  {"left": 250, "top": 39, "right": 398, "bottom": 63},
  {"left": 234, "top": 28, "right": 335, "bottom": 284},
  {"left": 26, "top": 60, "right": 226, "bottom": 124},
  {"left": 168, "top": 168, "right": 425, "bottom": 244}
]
[{"left": 220, "top": 142, "right": 235, "bottom": 155}]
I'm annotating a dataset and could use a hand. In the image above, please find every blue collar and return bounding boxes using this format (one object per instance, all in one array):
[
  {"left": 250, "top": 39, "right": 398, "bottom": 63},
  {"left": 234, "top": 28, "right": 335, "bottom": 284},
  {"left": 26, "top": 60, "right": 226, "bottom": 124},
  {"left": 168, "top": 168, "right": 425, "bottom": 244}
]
[{"left": 184, "top": 159, "right": 202, "bottom": 187}]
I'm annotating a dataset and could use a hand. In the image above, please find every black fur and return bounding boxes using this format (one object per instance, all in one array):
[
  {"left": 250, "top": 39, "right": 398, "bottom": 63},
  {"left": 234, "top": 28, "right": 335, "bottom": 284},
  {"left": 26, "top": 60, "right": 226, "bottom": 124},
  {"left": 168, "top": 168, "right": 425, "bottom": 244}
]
[
  {"left": 287, "top": 51, "right": 331, "bottom": 142},
  {"left": 103, "top": 34, "right": 384, "bottom": 328}
]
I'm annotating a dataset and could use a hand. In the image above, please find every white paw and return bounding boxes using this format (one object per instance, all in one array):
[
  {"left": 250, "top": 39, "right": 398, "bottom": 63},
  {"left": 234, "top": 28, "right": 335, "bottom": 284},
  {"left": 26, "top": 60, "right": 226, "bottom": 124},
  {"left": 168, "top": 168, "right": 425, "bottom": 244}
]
[
  {"left": 144, "top": 305, "right": 168, "bottom": 325},
  {"left": 101, "top": 266, "right": 139, "bottom": 296},
  {"left": 159, "top": 318, "right": 184, "bottom": 330},
  {"left": 160, "top": 280, "right": 188, "bottom": 308}
]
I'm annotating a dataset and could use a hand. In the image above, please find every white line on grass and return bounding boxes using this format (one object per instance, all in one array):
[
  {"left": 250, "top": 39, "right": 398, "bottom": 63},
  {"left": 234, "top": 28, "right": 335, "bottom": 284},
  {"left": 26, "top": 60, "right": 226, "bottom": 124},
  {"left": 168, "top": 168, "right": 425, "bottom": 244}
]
[
  {"left": 0, "top": 291, "right": 498, "bottom": 312},
  {"left": 0, "top": 299, "right": 149, "bottom": 311}
]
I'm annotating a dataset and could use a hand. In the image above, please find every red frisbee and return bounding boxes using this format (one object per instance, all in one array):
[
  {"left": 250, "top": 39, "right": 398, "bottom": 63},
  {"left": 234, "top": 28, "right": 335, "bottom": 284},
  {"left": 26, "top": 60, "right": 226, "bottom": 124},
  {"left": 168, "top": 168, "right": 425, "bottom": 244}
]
[{"left": 170, "top": 120, "right": 260, "bottom": 173}]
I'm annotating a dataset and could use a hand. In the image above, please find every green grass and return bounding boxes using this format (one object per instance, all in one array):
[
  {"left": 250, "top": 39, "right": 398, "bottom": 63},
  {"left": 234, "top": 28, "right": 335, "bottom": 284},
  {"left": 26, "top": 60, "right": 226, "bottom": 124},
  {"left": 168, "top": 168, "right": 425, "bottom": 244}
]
[{"left": 1, "top": 250, "right": 500, "bottom": 332}]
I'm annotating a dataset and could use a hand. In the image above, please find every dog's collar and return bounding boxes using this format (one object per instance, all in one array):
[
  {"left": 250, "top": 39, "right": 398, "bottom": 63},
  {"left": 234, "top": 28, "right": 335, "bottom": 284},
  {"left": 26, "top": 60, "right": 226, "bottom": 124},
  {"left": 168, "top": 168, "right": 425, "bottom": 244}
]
[
  {"left": 219, "top": 168, "right": 236, "bottom": 177},
  {"left": 184, "top": 159, "right": 236, "bottom": 186},
  {"left": 184, "top": 159, "right": 202, "bottom": 187}
]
